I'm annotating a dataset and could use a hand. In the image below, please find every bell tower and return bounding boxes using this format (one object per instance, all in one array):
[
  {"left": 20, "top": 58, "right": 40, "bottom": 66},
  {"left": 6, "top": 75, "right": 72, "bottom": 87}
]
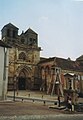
[
  {"left": 1, "top": 23, "right": 19, "bottom": 45},
  {"left": 24, "top": 28, "right": 41, "bottom": 64}
]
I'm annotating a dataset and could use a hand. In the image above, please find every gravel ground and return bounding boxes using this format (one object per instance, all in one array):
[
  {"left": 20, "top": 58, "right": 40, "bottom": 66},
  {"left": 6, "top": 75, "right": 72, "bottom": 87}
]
[
  {"left": 0, "top": 101, "right": 83, "bottom": 120},
  {"left": 0, "top": 90, "right": 83, "bottom": 120},
  {"left": 0, "top": 114, "right": 83, "bottom": 120},
  {"left": 0, "top": 101, "right": 61, "bottom": 116}
]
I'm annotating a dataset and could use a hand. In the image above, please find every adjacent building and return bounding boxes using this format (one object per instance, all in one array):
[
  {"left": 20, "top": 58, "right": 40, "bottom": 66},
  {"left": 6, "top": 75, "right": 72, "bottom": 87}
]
[
  {"left": 38, "top": 57, "right": 83, "bottom": 95},
  {"left": 0, "top": 40, "right": 10, "bottom": 100}
]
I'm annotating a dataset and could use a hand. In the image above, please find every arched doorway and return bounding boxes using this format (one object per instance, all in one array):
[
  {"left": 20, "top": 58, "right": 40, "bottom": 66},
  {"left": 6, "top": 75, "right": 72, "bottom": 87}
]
[
  {"left": 16, "top": 65, "right": 32, "bottom": 90},
  {"left": 18, "top": 70, "right": 26, "bottom": 90}
]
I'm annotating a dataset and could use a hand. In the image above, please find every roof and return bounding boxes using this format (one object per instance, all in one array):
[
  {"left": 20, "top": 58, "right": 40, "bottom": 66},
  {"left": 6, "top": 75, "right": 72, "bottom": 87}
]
[
  {"left": 0, "top": 40, "right": 11, "bottom": 48},
  {"left": 40, "top": 57, "right": 47, "bottom": 61},
  {"left": 39, "top": 57, "right": 83, "bottom": 72},
  {"left": 55, "top": 57, "right": 80, "bottom": 71},
  {"left": 25, "top": 28, "right": 37, "bottom": 35},
  {"left": 1, "top": 23, "right": 19, "bottom": 31},
  {"left": 76, "top": 55, "right": 83, "bottom": 61},
  {"left": 39, "top": 57, "right": 56, "bottom": 64}
]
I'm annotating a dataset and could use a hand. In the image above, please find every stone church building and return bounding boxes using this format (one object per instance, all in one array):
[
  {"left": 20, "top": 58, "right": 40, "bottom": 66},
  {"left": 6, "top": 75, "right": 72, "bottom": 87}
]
[
  {"left": 1, "top": 23, "right": 83, "bottom": 95},
  {"left": 1, "top": 23, "right": 41, "bottom": 91}
]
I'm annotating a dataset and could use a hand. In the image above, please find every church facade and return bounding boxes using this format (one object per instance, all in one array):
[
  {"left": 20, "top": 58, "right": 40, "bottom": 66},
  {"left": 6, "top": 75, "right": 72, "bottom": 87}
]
[
  {"left": 1, "top": 23, "right": 83, "bottom": 95},
  {"left": 1, "top": 23, "right": 41, "bottom": 90}
]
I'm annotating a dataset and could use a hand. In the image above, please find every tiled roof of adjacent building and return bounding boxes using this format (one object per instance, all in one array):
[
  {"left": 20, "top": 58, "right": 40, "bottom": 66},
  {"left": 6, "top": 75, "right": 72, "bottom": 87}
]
[
  {"left": 39, "top": 57, "right": 83, "bottom": 72},
  {"left": 55, "top": 57, "right": 82, "bottom": 71},
  {"left": 39, "top": 57, "right": 55, "bottom": 63}
]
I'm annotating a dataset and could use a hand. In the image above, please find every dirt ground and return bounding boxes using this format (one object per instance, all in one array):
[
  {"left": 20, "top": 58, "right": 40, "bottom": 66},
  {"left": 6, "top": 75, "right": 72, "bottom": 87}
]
[
  {"left": 0, "top": 90, "right": 83, "bottom": 117},
  {"left": 0, "top": 101, "right": 62, "bottom": 116}
]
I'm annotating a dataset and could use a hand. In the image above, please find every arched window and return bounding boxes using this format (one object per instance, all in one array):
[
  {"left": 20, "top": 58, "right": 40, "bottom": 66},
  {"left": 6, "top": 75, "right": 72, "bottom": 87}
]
[
  {"left": 19, "top": 52, "right": 26, "bottom": 60},
  {"left": 7, "top": 29, "right": 10, "bottom": 37},
  {"left": 21, "top": 38, "right": 25, "bottom": 44}
]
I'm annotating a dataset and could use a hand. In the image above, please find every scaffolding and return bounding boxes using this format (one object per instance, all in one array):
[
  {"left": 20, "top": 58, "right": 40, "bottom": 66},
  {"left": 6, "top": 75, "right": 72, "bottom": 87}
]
[{"left": 51, "top": 67, "right": 63, "bottom": 96}]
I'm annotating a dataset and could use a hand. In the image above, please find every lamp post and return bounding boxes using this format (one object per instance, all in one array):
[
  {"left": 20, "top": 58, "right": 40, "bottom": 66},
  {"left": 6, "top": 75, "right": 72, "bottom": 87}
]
[
  {"left": 13, "top": 75, "right": 16, "bottom": 101},
  {"left": 13, "top": 47, "right": 17, "bottom": 101},
  {"left": 2, "top": 47, "right": 7, "bottom": 100},
  {"left": 55, "top": 81, "right": 60, "bottom": 107}
]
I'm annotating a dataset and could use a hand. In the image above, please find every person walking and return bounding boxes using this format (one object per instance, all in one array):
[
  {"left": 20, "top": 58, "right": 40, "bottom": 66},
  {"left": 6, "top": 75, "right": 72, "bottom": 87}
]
[{"left": 68, "top": 98, "right": 72, "bottom": 111}]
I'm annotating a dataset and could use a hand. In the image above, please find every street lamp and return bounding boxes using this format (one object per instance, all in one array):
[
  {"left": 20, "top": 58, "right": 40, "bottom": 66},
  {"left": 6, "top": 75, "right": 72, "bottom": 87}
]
[
  {"left": 55, "top": 81, "right": 60, "bottom": 107},
  {"left": 13, "top": 75, "right": 16, "bottom": 101}
]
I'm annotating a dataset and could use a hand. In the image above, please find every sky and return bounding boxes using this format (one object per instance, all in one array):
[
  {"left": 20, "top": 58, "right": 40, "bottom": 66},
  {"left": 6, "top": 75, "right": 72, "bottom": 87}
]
[{"left": 0, "top": 0, "right": 83, "bottom": 60}]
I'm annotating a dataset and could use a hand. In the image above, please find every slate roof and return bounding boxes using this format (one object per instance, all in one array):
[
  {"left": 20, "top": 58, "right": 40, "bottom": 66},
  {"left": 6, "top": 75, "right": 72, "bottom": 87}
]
[
  {"left": 39, "top": 57, "right": 83, "bottom": 72},
  {"left": 24, "top": 28, "right": 37, "bottom": 35},
  {"left": 0, "top": 40, "right": 11, "bottom": 48},
  {"left": 1, "top": 23, "right": 19, "bottom": 31},
  {"left": 76, "top": 55, "right": 83, "bottom": 61}
]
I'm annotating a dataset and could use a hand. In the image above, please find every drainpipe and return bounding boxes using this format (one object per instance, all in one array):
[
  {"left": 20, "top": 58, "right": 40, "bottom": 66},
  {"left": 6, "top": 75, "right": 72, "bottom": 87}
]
[
  {"left": 45, "top": 69, "right": 47, "bottom": 91},
  {"left": 2, "top": 47, "right": 7, "bottom": 100},
  {"left": 80, "top": 75, "right": 82, "bottom": 93}
]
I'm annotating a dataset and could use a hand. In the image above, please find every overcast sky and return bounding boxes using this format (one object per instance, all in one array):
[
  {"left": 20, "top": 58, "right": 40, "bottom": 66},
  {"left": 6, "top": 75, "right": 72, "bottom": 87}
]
[{"left": 0, "top": 0, "right": 83, "bottom": 60}]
